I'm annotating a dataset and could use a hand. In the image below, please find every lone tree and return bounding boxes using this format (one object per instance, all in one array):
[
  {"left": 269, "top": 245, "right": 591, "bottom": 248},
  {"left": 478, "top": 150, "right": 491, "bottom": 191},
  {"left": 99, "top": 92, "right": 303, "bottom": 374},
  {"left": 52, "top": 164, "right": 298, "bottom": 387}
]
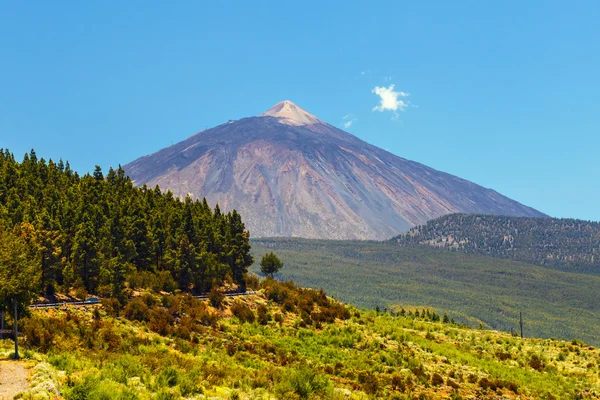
[
  {"left": 260, "top": 252, "right": 283, "bottom": 278},
  {"left": 0, "top": 227, "right": 40, "bottom": 360}
]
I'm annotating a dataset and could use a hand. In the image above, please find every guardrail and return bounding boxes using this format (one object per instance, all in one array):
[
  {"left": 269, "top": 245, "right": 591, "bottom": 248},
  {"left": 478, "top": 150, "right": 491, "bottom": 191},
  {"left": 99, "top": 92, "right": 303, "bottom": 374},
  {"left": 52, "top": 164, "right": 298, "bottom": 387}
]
[
  {"left": 30, "top": 291, "right": 260, "bottom": 309},
  {"left": 193, "top": 290, "right": 259, "bottom": 299},
  {"left": 29, "top": 301, "right": 100, "bottom": 309}
]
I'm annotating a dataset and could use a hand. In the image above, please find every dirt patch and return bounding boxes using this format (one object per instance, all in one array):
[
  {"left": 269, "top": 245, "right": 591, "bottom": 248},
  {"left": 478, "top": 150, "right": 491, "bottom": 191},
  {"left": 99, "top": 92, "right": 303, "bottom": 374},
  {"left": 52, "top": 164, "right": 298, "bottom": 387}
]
[{"left": 0, "top": 360, "right": 30, "bottom": 399}]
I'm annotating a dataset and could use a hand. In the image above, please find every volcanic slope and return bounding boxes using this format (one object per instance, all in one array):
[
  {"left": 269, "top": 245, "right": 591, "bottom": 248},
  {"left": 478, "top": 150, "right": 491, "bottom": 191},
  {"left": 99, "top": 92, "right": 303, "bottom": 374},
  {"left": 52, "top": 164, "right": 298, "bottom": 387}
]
[{"left": 124, "top": 101, "right": 545, "bottom": 240}]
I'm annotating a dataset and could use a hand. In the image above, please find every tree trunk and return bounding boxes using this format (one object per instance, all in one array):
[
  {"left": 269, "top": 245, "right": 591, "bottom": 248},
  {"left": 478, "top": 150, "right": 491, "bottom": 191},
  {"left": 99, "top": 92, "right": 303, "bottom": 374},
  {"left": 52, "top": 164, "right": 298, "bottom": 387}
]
[
  {"left": 13, "top": 300, "right": 19, "bottom": 360},
  {"left": 519, "top": 311, "right": 524, "bottom": 339},
  {"left": 0, "top": 306, "right": 4, "bottom": 340}
]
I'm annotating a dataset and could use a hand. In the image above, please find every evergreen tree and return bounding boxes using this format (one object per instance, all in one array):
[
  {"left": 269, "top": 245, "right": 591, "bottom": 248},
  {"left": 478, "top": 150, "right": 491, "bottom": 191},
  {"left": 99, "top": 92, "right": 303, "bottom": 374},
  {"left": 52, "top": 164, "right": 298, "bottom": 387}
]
[
  {"left": 0, "top": 149, "right": 254, "bottom": 299},
  {"left": 260, "top": 252, "right": 283, "bottom": 278},
  {"left": 0, "top": 228, "right": 40, "bottom": 359}
]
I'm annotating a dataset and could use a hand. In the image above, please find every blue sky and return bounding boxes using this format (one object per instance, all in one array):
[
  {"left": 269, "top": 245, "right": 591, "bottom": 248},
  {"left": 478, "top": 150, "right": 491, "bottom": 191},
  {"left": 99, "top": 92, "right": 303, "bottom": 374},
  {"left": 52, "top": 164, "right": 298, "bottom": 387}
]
[{"left": 1, "top": 1, "right": 598, "bottom": 221}]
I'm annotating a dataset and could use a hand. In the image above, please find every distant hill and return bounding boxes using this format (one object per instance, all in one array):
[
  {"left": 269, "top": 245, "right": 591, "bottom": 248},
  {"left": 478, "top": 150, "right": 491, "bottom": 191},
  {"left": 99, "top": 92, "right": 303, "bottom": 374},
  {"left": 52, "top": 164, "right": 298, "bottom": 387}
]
[
  {"left": 392, "top": 214, "right": 600, "bottom": 274},
  {"left": 124, "top": 100, "right": 545, "bottom": 240},
  {"left": 251, "top": 238, "right": 600, "bottom": 346}
]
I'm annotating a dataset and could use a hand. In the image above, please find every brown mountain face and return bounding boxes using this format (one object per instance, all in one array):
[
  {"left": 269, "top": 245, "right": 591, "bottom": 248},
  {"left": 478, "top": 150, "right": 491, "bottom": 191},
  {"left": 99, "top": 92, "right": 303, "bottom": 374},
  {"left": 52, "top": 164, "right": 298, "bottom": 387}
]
[{"left": 123, "top": 101, "right": 546, "bottom": 240}]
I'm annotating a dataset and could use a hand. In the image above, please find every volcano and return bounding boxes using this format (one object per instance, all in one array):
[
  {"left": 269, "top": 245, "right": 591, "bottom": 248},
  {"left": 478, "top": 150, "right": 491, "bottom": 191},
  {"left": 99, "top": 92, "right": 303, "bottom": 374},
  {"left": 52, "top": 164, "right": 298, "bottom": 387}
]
[{"left": 123, "top": 101, "right": 546, "bottom": 240}]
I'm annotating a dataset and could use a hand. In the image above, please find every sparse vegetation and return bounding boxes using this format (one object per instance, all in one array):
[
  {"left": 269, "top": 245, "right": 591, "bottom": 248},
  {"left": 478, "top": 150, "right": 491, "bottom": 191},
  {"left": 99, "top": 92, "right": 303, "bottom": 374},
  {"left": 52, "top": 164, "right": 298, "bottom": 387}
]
[
  {"left": 251, "top": 238, "right": 600, "bottom": 346},
  {"left": 7, "top": 278, "right": 600, "bottom": 399}
]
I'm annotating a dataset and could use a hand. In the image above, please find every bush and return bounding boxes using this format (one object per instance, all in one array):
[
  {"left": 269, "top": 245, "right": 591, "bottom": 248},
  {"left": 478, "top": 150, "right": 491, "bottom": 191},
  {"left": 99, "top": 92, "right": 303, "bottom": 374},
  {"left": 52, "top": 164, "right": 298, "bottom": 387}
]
[
  {"left": 529, "top": 354, "right": 545, "bottom": 371},
  {"left": 274, "top": 312, "right": 284, "bottom": 324},
  {"left": 65, "top": 375, "right": 99, "bottom": 400},
  {"left": 188, "top": 303, "right": 218, "bottom": 327},
  {"left": 48, "top": 353, "right": 81, "bottom": 375},
  {"left": 391, "top": 373, "right": 405, "bottom": 392},
  {"left": 478, "top": 377, "right": 504, "bottom": 391},
  {"left": 149, "top": 308, "right": 175, "bottom": 336},
  {"left": 179, "top": 375, "right": 203, "bottom": 397},
  {"left": 358, "top": 371, "right": 379, "bottom": 395},
  {"left": 284, "top": 368, "right": 330, "bottom": 399},
  {"left": 230, "top": 301, "right": 255, "bottom": 323},
  {"left": 74, "top": 286, "right": 88, "bottom": 302},
  {"left": 245, "top": 274, "right": 260, "bottom": 290},
  {"left": 257, "top": 304, "right": 270, "bottom": 325},
  {"left": 155, "top": 389, "right": 178, "bottom": 400},
  {"left": 101, "top": 298, "right": 121, "bottom": 317},
  {"left": 156, "top": 366, "right": 180, "bottom": 388},
  {"left": 447, "top": 378, "right": 460, "bottom": 389},
  {"left": 209, "top": 287, "right": 225, "bottom": 308},
  {"left": 431, "top": 373, "right": 444, "bottom": 386},
  {"left": 123, "top": 298, "right": 150, "bottom": 322},
  {"left": 21, "top": 316, "right": 54, "bottom": 351}
]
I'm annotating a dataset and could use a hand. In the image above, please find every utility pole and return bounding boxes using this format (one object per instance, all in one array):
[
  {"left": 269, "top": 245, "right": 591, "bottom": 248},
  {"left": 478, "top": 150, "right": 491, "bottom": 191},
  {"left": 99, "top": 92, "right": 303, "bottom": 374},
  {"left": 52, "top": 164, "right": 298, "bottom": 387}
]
[
  {"left": 13, "top": 299, "right": 19, "bottom": 360},
  {"left": 519, "top": 311, "right": 523, "bottom": 339}
]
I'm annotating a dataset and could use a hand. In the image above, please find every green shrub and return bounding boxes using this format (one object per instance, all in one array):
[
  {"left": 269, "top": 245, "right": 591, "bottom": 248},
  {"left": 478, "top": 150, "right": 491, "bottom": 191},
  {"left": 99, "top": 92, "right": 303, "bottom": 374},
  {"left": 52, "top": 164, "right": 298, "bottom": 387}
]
[
  {"left": 149, "top": 308, "right": 174, "bottom": 336},
  {"left": 123, "top": 298, "right": 150, "bottom": 322},
  {"left": 64, "top": 374, "right": 99, "bottom": 400},
  {"left": 48, "top": 353, "right": 81, "bottom": 375},
  {"left": 21, "top": 316, "right": 54, "bottom": 351},
  {"left": 529, "top": 354, "right": 545, "bottom": 371},
  {"left": 431, "top": 373, "right": 444, "bottom": 386},
  {"left": 156, "top": 367, "right": 180, "bottom": 388},
  {"left": 391, "top": 373, "right": 405, "bottom": 392},
  {"left": 101, "top": 298, "right": 121, "bottom": 318},
  {"left": 101, "top": 355, "right": 144, "bottom": 385},
  {"left": 178, "top": 375, "right": 202, "bottom": 397},
  {"left": 289, "top": 367, "right": 330, "bottom": 399},
  {"left": 230, "top": 301, "right": 255, "bottom": 323},
  {"left": 209, "top": 287, "right": 225, "bottom": 308},
  {"left": 257, "top": 304, "right": 270, "bottom": 325},
  {"left": 358, "top": 371, "right": 379, "bottom": 395},
  {"left": 154, "top": 389, "right": 178, "bottom": 400}
]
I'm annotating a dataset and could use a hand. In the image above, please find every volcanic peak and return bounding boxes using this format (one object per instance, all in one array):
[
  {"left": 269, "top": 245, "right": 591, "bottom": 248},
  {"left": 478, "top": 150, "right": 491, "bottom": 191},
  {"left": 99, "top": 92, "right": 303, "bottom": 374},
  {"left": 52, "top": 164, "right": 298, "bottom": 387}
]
[{"left": 260, "top": 100, "right": 322, "bottom": 126}]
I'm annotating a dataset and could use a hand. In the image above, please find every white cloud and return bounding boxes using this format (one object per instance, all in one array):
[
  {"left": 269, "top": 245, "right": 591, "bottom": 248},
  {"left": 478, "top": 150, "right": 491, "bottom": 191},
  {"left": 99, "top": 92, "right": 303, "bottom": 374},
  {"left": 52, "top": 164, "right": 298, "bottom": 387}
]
[
  {"left": 372, "top": 84, "right": 409, "bottom": 119},
  {"left": 342, "top": 114, "right": 357, "bottom": 129}
]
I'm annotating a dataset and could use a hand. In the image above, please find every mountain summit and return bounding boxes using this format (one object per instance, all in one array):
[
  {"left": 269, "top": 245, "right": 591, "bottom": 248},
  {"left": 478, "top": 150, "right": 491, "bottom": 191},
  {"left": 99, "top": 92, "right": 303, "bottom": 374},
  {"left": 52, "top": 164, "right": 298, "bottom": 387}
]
[
  {"left": 259, "top": 100, "right": 322, "bottom": 126},
  {"left": 124, "top": 101, "right": 546, "bottom": 240}
]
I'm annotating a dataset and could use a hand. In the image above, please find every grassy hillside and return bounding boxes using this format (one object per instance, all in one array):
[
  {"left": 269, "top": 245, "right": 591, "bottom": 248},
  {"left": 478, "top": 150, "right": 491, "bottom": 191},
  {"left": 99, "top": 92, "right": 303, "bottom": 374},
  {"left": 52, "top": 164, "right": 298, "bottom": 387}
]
[
  {"left": 251, "top": 238, "right": 600, "bottom": 346},
  {"left": 9, "top": 280, "right": 600, "bottom": 400},
  {"left": 393, "top": 214, "right": 600, "bottom": 275}
]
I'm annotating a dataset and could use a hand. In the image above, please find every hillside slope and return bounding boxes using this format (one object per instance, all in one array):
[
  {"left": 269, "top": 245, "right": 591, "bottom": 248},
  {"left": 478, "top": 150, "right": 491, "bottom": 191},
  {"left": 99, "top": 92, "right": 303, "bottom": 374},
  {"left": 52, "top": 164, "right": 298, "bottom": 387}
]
[
  {"left": 251, "top": 238, "right": 600, "bottom": 346},
  {"left": 123, "top": 101, "right": 545, "bottom": 240},
  {"left": 12, "top": 281, "right": 600, "bottom": 400},
  {"left": 392, "top": 214, "right": 600, "bottom": 274}
]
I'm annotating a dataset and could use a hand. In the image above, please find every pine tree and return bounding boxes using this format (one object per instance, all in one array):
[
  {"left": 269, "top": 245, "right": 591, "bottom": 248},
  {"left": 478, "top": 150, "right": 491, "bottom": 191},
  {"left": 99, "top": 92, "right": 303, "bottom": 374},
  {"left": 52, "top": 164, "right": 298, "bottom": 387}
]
[
  {"left": 0, "top": 148, "right": 255, "bottom": 300},
  {"left": 260, "top": 252, "right": 283, "bottom": 278},
  {"left": 0, "top": 228, "right": 40, "bottom": 359}
]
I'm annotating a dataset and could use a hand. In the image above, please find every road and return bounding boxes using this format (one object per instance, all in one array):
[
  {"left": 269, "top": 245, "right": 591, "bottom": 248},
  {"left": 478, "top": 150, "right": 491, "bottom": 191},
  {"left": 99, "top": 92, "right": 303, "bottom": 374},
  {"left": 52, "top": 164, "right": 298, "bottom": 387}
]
[{"left": 0, "top": 360, "right": 29, "bottom": 399}]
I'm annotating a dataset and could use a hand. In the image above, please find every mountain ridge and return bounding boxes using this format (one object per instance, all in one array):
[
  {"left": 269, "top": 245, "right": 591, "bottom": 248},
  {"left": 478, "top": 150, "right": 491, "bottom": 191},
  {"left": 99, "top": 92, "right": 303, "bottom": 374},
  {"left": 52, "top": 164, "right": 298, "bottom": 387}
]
[
  {"left": 124, "top": 101, "right": 546, "bottom": 240},
  {"left": 392, "top": 213, "right": 600, "bottom": 274}
]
